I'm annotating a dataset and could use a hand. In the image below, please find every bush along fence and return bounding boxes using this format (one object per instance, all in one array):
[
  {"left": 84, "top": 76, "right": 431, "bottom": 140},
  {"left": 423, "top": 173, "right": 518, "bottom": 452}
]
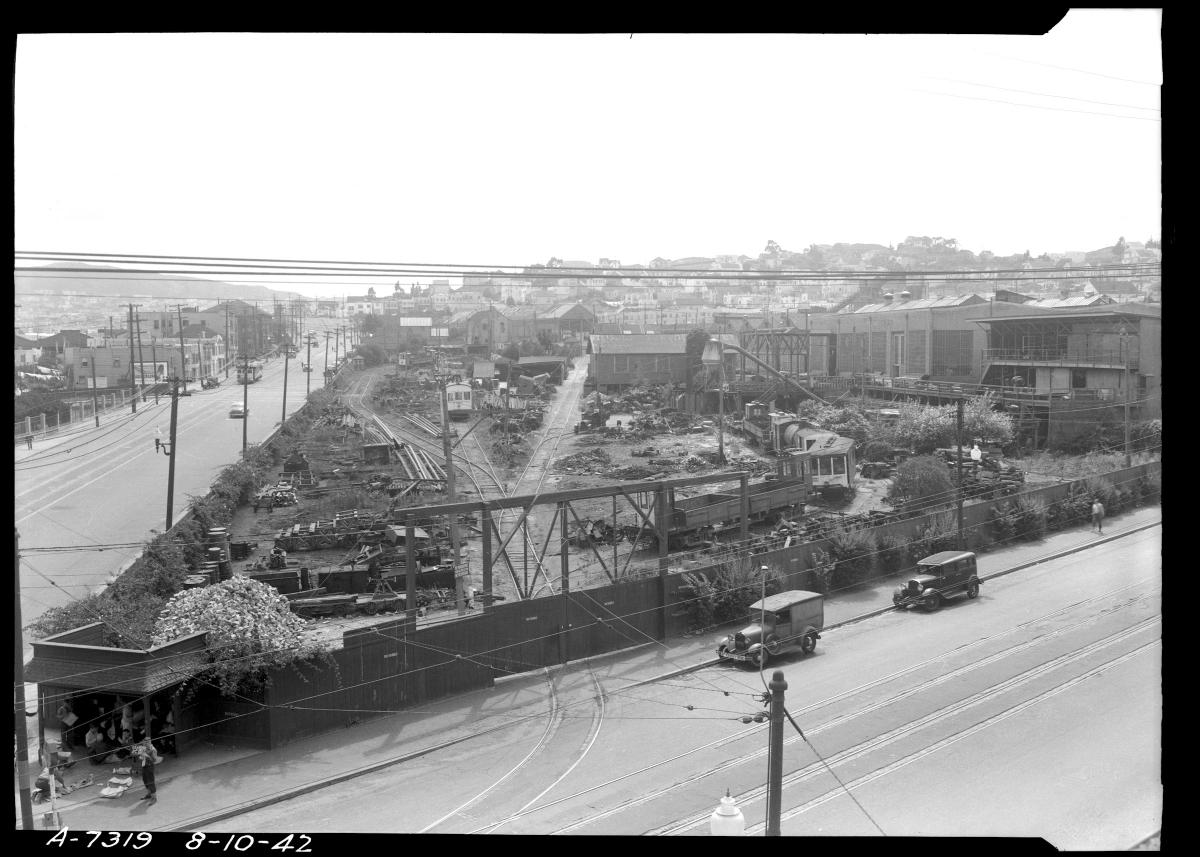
[
  {"left": 676, "top": 460, "right": 1161, "bottom": 631},
  {"left": 24, "top": 389, "right": 339, "bottom": 650}
]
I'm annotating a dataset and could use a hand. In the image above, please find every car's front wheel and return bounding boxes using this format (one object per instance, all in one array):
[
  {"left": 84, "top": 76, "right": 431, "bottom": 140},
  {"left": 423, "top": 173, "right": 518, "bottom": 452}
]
[
  {"left": 924, "top": 592, "right": 943, "bottom": 612},
  {"left": 751, "top": 648, "right": 769, "bottom": 670},
  {"left": 966, "top": 579, "right": 980, "bottom": 599}
]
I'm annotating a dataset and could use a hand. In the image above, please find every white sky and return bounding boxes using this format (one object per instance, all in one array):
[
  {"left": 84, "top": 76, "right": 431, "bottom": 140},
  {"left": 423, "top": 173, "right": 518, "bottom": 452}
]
[{"left": 15, "top": 15, "right": 1162, "bottom": 299}]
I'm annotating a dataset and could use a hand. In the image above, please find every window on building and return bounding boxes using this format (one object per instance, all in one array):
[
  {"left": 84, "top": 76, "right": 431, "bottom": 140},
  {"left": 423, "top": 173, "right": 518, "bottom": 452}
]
[
  {"left": 81, "top": 358, "right": 89, "bottom": 367},
  {"left": 614, "top": 355, "right": 629, "bottom": 373},
  {"left": 153, "top": 320, "right": 160, "bottom": 330},
  {"left": 112, "top": 357, "right": 120, "bottom": 366},
  {"left": 1071, "top": 369, "right": 1087, "bottom": 389},
  {"left": 931, "top": 330, "right": 973, "bottom": 376},
  {"left": 833, "top": 456, "right": 846, "bottom": 475}
]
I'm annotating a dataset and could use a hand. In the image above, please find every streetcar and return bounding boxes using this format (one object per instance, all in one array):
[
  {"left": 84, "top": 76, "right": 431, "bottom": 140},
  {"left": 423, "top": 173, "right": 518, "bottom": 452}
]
[
  {"left": 236, "top": 362, "right": 264, "bottom": 384},
  {"left": 444, "top": 382, "right": 474, "bottom": 421}
]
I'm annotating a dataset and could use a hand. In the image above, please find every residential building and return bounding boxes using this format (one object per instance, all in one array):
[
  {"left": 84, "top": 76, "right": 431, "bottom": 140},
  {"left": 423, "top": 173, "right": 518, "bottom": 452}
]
[{"left": 15, "top": 335, "right": 43, "bottom": 366}]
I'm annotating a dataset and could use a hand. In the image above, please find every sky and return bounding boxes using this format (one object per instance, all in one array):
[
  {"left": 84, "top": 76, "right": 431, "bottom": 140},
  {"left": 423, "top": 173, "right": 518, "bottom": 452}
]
[{"left": 15, "top": 15, "right": 1162, "bottom": 300}]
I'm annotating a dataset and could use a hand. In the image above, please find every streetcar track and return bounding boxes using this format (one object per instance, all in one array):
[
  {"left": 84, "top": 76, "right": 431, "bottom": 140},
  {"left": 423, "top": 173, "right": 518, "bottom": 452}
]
[
  {"left": 746, "top": 638, "right": 1161, "bottom": 835},
  {"left": 649, "top": 617, "right": 1161, "bottom": 835},
  {"left": 475, "top": 665, "right": 608, "bottom": 834},
  {"left": 547, "top": 603, "right": 1161, "bottom": 835},
  {"left": 418, "top": 667, "right": 563, "bottom": 832}
]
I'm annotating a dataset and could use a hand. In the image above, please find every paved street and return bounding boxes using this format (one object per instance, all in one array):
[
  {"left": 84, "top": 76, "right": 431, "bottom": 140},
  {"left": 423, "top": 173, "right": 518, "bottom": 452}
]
[
  {"left": 15, "top": 322, "right": 338, "bottom": 628},
  {"left": 185, "top": 518, "right": 1160, "bottom": 845}
]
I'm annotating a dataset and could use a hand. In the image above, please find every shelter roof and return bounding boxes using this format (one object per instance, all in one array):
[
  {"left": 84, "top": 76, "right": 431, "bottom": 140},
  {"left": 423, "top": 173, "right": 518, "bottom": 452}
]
[
  {"left": 588, "top": 333, "right": 689, "bottom": 355},
  {"left": 849, "top": 295, "right": 987, "bottom": 313}
]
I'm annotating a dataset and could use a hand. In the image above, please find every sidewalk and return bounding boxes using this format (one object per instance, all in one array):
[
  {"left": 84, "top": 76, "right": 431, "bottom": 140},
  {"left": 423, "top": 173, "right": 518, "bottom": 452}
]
[{"left": 24, "top": 504, "right": 1161, "bottom": 832}]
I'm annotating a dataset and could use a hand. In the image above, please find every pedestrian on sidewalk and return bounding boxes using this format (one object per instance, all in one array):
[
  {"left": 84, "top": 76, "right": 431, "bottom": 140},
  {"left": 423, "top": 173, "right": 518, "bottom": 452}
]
[
  {"left": 1091, "top": 498, "right": 1106, "bottom": 534},
  {"left": 25, "top": 434, "right": 34, "bottom": 450},
  {"left": 131, "top": 738, "right": 161, "bottom": 806}
]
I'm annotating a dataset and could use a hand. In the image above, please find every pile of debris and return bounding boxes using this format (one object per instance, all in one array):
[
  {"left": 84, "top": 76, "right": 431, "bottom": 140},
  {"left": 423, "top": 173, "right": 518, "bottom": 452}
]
[
  {"left": 556, "top": 448, "right": 612, "bottom": 474},
  {"left": 610, "top": 464, "right": 665, "bottom": 480}
]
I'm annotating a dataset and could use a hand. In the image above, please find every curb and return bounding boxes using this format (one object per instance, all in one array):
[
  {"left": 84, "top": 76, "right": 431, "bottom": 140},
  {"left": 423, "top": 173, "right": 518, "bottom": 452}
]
[
  {"left": 621, "top": 516, "right": 1162, "bottom": 689},
  {"left": 162, "top": 515, "right": 1160, "bottom": 830}
]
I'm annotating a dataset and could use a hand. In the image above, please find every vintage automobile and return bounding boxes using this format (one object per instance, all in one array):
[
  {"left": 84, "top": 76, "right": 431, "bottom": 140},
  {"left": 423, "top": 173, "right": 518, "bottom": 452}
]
[
  {"left": 717, "top": 589, "right": 824, "bottom": 669},
  {"left": 893, "top": 550, "right": 981, "bottom": 611},
  {"left": 229, "top": 402, "right": 248, "bottom": 419}
]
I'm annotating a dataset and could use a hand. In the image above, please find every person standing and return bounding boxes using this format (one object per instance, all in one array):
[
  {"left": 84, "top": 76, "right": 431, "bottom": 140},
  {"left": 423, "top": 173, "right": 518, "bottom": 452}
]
[
  {"left": 132, "top": 739, "right": 161, "bottom": 805},
  {"left": 1091, "top": 498, "right": 1106, "bottom": 534},
  {"left": 25, "top": 434, "right": 34, "bottom": 450}
]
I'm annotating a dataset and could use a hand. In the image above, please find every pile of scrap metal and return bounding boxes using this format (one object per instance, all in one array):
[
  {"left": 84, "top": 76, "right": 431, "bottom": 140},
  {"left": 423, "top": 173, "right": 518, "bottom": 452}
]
[{"left": 256, "top": 483, "right": 299, "bottom": 506}]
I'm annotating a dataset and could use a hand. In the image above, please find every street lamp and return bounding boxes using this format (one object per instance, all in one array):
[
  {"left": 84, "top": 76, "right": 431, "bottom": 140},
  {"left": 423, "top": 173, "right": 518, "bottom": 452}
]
[{"left": 710, "top": 789, "right": 745, "bottom": 836}]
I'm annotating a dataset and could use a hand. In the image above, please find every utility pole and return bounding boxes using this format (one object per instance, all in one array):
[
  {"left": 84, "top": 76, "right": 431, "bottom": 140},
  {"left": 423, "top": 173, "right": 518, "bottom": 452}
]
[
  {"left": 323, "top": 332, "right": 331, "bottom": 387},
  {"left": 717, "top": 357, "right": 726, "bottom": 464},
  {"left": 89, "top": 348, "right": 101, "bottom": 427},
  {"left": 440, "top": 369, "right": 466, "bottom": 616},
  {"left": 176, "top": 305, "right": 188, "bottom": 394},
  {"left": 281, "top": 342, "right": 289, "bottom": 423},
  {"left": 224, "top": 302, "right": 231, "bottom": 379},
  {"left": 14, "top": 528, "right": 35, "bottom": 830},
  {"left": 134, "top": 311, "right": 147, "bottom": 402},
  {"left": 150, "top": 339, "right": 160, "bottom": 404},
  {"left": 165, "top": 379, "right": 180, "bottom": 530},
  {"left": 306, "top": 334, "right": 312, "bottom": 396},
  {"left": 127, "top": 304, "right": 139, "bottom": 413},
  {"left": 956, "top": 398, "right": 965, "bottom": 549},
  {"left": 1123, "top": 331, "right": 1132, "bottom": 467},
  {"left": 765, "top": 670, "right": 787, "bottom": 837},
  {"left": 242, "top": 355, "right": 250, "bottom": 454}
]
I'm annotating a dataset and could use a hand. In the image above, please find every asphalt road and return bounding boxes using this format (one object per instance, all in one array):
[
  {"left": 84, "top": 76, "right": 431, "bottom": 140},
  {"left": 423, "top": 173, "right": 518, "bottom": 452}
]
[
  {"left": 202, "top": 527, "right": 1161, "bottom": 845},
  {"left": 15, "top": 321, "right": 340, "bottom": 628}
]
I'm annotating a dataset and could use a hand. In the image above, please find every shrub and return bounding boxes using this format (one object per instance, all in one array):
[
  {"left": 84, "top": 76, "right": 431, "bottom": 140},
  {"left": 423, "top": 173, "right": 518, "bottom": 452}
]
[
  {"left": 889, "top": 456, "right": 956, "bottom": 508},
  {"left": 1012, "top": 495, "right": 1048, "bottom": 541},
  {"left": 877, "top": 532, "right": 910, "bottom": 574},
  {"left": 827, "top": 525, "right": 877, "bottom": 590},
  {"left": 677, "top": 559, "right": 782, "bottom": 629},
  {"left": 860, "top": 440, "right": 893, "bottom": 462},
  {"left": 808, "top": 548, "right": 836, "bottom": 595},
  {"left": 990, "top": 501, "right": 1017, "bottom": 544},
  {"left": 913, "top": 511, "right": 961, "bottom": 559}
]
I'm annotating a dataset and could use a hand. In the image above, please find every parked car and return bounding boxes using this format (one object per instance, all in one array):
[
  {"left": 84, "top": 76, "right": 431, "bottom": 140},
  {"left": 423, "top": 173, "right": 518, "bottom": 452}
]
[
  {"left": 893, "top": 550, "right": 981, "bottom": 611},
  {"left": 229, "top": 403, "right": 248, "bottom": 419},
  {"left": 717, "top": 589, "right": 824, "bottom": 669}
]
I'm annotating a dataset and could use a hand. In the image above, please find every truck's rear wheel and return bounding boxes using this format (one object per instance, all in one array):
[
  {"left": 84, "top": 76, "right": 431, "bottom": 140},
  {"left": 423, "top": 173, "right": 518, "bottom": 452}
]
[{"left": 801, "top": 633, "right": 818, "bottom": 655}]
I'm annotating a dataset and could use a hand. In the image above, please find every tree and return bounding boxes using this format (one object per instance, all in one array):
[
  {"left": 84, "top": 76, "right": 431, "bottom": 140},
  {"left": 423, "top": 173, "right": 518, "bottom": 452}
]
[
  {"left": 358, "top": 342, "right": 388, "bottom": 366},
  {"left": 501, "top": 343, "right": 521, "bottom": 362},
  {"left": 884, "top": 395, "right": 1013, "bottom": 454},
  {"left": 889, "top": 455, "right": 955, "bottom": 507},
  {"left": 152, "top": 576, "right": 327, "bottom": 696}
]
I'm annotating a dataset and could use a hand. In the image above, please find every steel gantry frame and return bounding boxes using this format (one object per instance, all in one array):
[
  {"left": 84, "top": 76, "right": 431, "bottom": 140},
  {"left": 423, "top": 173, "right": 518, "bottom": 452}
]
[{"left": 401, "top": 471, "right": 753, "bottom": 611}]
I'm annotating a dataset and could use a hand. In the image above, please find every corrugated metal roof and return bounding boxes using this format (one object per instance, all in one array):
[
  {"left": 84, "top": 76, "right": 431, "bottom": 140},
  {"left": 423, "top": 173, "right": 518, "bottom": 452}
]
[
  {"left": 589, "top": 333, "right": 689, "bottom": 354},
  {"left": 850, "top": 295, "right": 987, "bottom": 313}
]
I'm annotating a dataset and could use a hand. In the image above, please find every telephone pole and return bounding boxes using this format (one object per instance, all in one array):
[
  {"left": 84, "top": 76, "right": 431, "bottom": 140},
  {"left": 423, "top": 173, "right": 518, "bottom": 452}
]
[
  {"left": 306, "top": 334, "right": 312, "bottom": 396},
  {"left": 175, "top": 305, "right": 188, "bottom": 394},
  {"left": 151, "top": 339, "right": 159, "bottom": 404},
  {"left": 14, "top": 528, "right": 35, "bottom": 829},
  {"left": 281, "top": 342, "right": 290, "bottom": 423},
  {"left": 224, "top": 302, "right": 231, "bottom": 379},
  {"left": 165, "top": 379, "right": 180, "bottom": 530},
  {"left": 439, "top": 369, "right": 466, "bottom": 616},
  {"left": 127, "top": 304, "right": 139, "bottom": 413},
  {"left": 323, "top": 332, "right": 331, "bottom": 387},
  {"left": 242, "top": 355, "right": 250, "bottom": 454},
  {"left": 765, "top": 670, "right": 787, "bottom": 837},
  {"left": 956, "top": 398, "right": 965, "bottom": 549},
  {"left": 89, "top": 348, "right": 101, "bottom": 427},
  {"left": 1122, "top": 330, "right": 1132, "bottom": 467},
  {"left": 134, "top": 310, "right": 147, "bottom": 402}
]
